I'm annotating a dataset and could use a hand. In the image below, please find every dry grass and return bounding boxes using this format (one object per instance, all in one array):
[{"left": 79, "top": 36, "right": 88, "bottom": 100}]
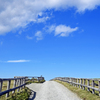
[
  {"left": 0, "top": 80, "right": 19, "bottom": 100},
  {"left": 55, "top": 80, "right": 100, "bottom": 100},
  {"left": 0, "top": 79, "right": 45, "bottom": 100}
]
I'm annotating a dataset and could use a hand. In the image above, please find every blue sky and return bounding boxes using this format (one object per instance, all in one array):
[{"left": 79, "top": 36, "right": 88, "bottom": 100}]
[{"left": 0, "top": 0, "right": 100, "bottom": 80}]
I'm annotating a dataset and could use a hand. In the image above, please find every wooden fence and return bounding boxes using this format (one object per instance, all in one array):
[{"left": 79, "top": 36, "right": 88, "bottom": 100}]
[
  {"left": 52, "top": 77, "right": 100, "bottom": 96},
  {"left": 0, "top": 77, "right": 26, "bottom": 98},
  {"left": 21, "top": 76, "right": 44, "bottom": 82},
  {"left": 0, "top": 76, "right": 44, "bottom": 98}
]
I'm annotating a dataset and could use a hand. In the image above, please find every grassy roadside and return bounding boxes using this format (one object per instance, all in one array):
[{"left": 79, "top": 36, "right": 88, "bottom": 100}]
[
  {"left": 7, "top": 87, "right": 31, "bottom": 100},
  {"left": 0, "top": 86, "right": 30, "bottom": 100},
  {"left": 0, "top": 79, "right": 45, "bottom": 100},
  {"left": 0, "top": 80, "right": 15, "bottom": 100},
  {"left": 26, "top": 79, "right": 45, "bottom": 84},
  {"left": 55, "top": 80, "right": 100, "bottom": 100}
]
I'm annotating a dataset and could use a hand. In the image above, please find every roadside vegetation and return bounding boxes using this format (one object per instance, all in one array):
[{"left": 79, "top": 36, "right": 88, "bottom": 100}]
[
  {"left": 0, "top": 81, "right": 31, "bottom": 100},
  {"left": 55, "top": 80, "right": 100, "bottom": 100},
  {"left": 7, "top": 87, "right": 31, "bottom": 100},
  {"left": 0, "top": 79, "right": 45, "bottom": 100},
  {"left": 26, "top": 79, "right": 45, "bottom": 84}
]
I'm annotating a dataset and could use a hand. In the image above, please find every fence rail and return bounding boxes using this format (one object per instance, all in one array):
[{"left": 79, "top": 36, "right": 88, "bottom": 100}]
[
  {"left": 0, "top": 77, "right": 26, "bottom": 98},
  {"left": 52, "top": 77, "right": 100, "bottom": 96},
  {"left": 0, "top": 76, "right": 44, "bottom": 98}
]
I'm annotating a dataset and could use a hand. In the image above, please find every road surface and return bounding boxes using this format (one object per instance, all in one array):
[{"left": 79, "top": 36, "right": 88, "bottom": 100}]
[{"left": 26, "top": 81, "right": 81, "bottom": 100}]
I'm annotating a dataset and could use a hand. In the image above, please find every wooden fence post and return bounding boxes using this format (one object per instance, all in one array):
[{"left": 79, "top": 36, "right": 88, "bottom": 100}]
[
  {"left": 77, "top": 79, "right": 79, "bottom": 88},
  {"left": 83, "top": 79, "right": 85, "bottom": 90},
  {"left": 73, "top": 78, "right": 75, "bottom": 86},
  {"left": 72, "top": 78, "right": 74, "bottom": 86},
  {"left": 74, "top": 78, "right": 75, "bottom": 86},
  {"left": 80, "top": 79, "right": 82, "bottom": 89},
  {"left": 6, "top": 80, "right": 11, "bottom": 98},
  {"left": 73, "top": 78, "right": 74, "bottom": 85},
  {"left": 62, "top": 78, "right": 64, "bottom": 82},
  {"left": 70, "top": 78, "right": 72, "bottom": 85},
  {"left": 74, "top": 78, "right": 76, "bottom": 87},
  {"left": 16, "top": 79, "right": 18, "bottom": 86},
  {"left": 74, "top": 78, "right": 76, "bottom": 86},
  {"left": 98, "top": 80, "right": 100, "bottom": 96},
  {"left": 22, "top": 78, "right": 23, "bottom": 88},
  {"left": 75, "top": 79, "right": 77, "bottom": 87},
  {"left": 0, "top": 80, "right": 3, "bottom": 93},
  {"left": 20, "top": 79, "right": 21, "bottom": 90},
  {"left": 17, "top": 79, "right": 20, "bottom": 92},
  {"left": 67, "top": 78, "right": 68, "bottom": 83},
  {"left": 63, "top": 78, "right": 65, "bottom": 82},
  {"left": 20, "top": 79, "right": 23, "bottom": 90},
  {"left": 87, "top": 79, "right": 90, "bottom": 91},
  {"left": 68, "top": 77, "right": 70, "bottom": 83},
  {"left": 33, "top": 77, "right": 34, "bottom": 82},
  {"left": 92, "top": 80, "right": 95, "bottom": 94},
  {"left": 12, "top": 79, "right": 16, "bottom": 93},
  {"left": 22, "top": 78, "right": 24, "bottom": 88},
  {"left": 73, "top": 78, "right": 74, "bottom": 86},
  {"left": 23, "top": 78, "right": 25, "bottom": 88}
]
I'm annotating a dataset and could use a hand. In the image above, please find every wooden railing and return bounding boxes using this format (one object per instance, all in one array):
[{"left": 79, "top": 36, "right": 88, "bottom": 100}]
[
  {"left": 0, "top": 77, "right": 26, "bottom": 98},
  {"left": 20, "top": 76, "right": 45, "bottom": 82},
  {"left": 52, "top": 77, "right": 100, "bottom": 96},
  {"left": 0, "top": 76, "right": 45, "bottom": 98}
]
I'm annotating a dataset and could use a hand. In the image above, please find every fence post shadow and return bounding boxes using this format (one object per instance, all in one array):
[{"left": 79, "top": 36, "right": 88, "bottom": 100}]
[{"left": 29, "top": 90, "right": 36, "bottom": 100}]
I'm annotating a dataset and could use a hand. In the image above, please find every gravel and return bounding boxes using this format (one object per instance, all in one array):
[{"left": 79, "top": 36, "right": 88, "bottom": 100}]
[{"left": 26, "top": 81, "right": 81, "bottom": 100}]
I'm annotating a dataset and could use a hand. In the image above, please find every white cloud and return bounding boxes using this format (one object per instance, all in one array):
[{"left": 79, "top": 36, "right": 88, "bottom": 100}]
[
  {"left": 37, "top": 16, "right": 49, "bottom": 23},
  {"left": 0, "top": 0, "right": 100, "bottom": 35},
  {"left": 26, "top": 36, "right": 34, "bottom": 40},
  {"left": 7, "top": 60, "right": 30, "bottom": 63},
  {"left": 55, "top": 25, "right": 78, "bottom": 37},
  {"left": 35, "top": 31, "right": 43, "bottom": 40},
  {"left": 47, "top": 25, "right": 56, "bottom": 33},
  {"left": 34, "top": 25, "right": 78, "bottom": 40},
  {"left": 48, "top": 25, "right": 78, "bottom": 37}
]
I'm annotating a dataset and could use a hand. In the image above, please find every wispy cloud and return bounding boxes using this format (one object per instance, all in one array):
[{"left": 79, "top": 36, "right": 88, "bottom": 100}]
[
  {"left": 55, "top": 25, "right": 78, "bottom": 37},
  {"left": 45, "top": 25, "right": 56, "bottom": 33},
  {"left": 33, "top": 24, "right": 78, "bottom": 40},
  {"left": 47, "top": 25, "right": 78, "bottom": 37},
  {"left": 35, "top": 31, "right": 43, "bottom": 40},
  {"left": 37, "top": 16, "right": 49, "bottom": 23},
  {"left": 7, "top": 60, "right": 30, "bottom": 63},
  {"left": 26, "top": 36, "right": 34, "bottom": 40},
  {"left": 0, "top": 0, "right": 100, "bottom": 35}
]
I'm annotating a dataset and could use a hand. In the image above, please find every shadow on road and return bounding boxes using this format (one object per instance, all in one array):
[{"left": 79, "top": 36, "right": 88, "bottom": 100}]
[{"left": 29, "top": 90, "right": 36, "bottom": 100}]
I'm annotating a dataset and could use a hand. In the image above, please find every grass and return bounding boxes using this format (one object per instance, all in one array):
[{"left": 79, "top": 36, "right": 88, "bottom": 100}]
[
  {"left": 6, "top": 87, "right": 31, "bottom": 100},
  {"left": 0, "top": 80, "right": 15, "bottom": 100},
  {"left": 0, "top": 84, "right": 31, "bottom": 100},
  {"left": 26, "top": 79, "right": 45, "bottom": 84},
  {"left": 0, "top": 79, "right": 45, "bottom": 100},
  {"left": 2, "top": 81, "right": 14, "bottom": 92},
  {"left": 0, "top": 80, "right": 27, "bottom": 100},
  {"left": 55, "top": 80, "right": 100, "bottom": 100}
]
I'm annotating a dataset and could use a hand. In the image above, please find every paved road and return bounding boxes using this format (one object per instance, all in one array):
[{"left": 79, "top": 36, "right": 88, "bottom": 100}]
[{"left": 26, "top": 81, "right": 81, "bottom": 100}]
